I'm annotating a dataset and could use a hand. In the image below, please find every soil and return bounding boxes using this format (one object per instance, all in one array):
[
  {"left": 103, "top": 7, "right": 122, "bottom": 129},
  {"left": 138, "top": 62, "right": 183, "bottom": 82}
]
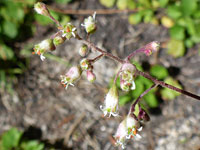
[{"left": 0, "top": 0, "right": 200, "bottom": 150}]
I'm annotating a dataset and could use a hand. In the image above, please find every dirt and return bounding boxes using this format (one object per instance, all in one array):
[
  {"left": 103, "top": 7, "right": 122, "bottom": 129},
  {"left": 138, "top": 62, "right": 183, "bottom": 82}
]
[{"left": 0, "top": 0, "right": 200, "bottom": 150}]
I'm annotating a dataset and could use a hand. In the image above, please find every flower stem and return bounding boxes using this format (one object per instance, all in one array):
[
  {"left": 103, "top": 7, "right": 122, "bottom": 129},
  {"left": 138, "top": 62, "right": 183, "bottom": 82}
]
[
  {"left": 137, "top": 70, "right": 200, "bottom": 101},
  {"left": 130, "top": 84, "right": 158, "bottom": 114}
]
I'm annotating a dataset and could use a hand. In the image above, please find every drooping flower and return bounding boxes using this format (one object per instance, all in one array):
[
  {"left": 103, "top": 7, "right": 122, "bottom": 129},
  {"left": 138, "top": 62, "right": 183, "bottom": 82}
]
[
  {"left": 33, "top": 39, "right": 55, "bottom": 61},
  {"left": 114, "top": 120, "right": 127, "bottom": 149},
  {"left": 100, "top": 84, "right": 119, "bottom": 117},
  {"left": 120, "top": 63, "right": 136, "bottom": 91},
  {"left": 60, "top": 66, "right": 82, "bottom": 89},
  {"left": 62, "top": 23, "right": 77, "bottom": 39},
  {"left": 34, "top": 2, "right": 50, "bottom": 16},
  {"left": 81, "top": 12, "right": 97, "bottom": 34}
]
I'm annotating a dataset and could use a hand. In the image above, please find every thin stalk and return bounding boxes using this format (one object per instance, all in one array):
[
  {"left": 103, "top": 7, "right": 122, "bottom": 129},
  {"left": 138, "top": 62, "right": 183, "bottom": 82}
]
[
  {"left": 129, "top": 84, "right": 158, "bottom": 114},
  {"left": 89, "top": 54, "right": 104, "bottom": 64},
  {"left": 137, "top": 70, "right": 200, "bottom": 101}
]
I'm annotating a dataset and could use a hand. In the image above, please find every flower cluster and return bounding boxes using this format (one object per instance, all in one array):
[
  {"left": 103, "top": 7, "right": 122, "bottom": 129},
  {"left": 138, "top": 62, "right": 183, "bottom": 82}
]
[
  {"left": 120, "top": 63, "right": 136, "bottom": 92},
  {"left": 62, "top": 23, "right": 77, "bottom": 39},
  {"left": 114, "top": 114, "right": 143, "bottom": 149}
]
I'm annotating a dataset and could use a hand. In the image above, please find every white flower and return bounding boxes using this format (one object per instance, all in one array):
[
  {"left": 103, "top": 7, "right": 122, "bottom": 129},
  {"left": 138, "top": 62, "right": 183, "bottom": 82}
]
[
  {"left": 100, "top": 84, "right": 119, "bottom": 117},
  {"left": 62, "top": 23, "right": 77, "bottom": 39},
  {"left": 81, "top": 12, "right": 97, "bottom": 33}
]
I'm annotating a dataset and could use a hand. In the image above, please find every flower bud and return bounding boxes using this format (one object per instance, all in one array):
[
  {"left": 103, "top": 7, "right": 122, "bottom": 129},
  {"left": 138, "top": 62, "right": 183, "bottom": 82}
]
[
  {"left": 86, "top": 70, "right": 96, "bottom": 83},
  {"left": 34, "top": 2, "right": 50, "bottom": 17},
  {"left": 81, "top": 12, "right": 97, "bottom": 34},
  {"left": 62, "top": 23, "right": 77, "bottom": 40},
  {"left": 53, "top": 35, "right": 66, "bottom": 46},
  {"left": 100, "top": 84, "right": 119, "bottom": 117},
  {"left": 138, "top": 108, "right": 150, "bottom": 122},
  {"left": 144, "top": 41, "right": 160, "bottom": 56},
  {"left": 79, "top": 44, "right": 88, "bottom": 57},
  {"left": 33, "top": 39, "right": 55, "bottom": 61},
  {"left": 120, "top": 63, "right": 136, "bottom": 91},
  {"left": 60, "top": 66, "right": 82, "bottom": 89},
  {"left": 80, "top": 58, "right": 91, "bottom": 70}
]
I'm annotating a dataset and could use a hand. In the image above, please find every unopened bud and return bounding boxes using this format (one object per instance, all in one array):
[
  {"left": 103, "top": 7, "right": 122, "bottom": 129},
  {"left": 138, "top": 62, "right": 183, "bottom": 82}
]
[
  {"left": 144, "top": 41, "right": 160, "bottom": 56},
  {"left": 79, "top": 44, "right": 88, "bottom": 57},
  {"left": 81, "top": 12, "right": 97, "bottom": 34},
  {"left": 86, "top": 70, "right": 96, "bottom": 82},
  {"left": 33, "top": 39, "right": 55, "bottom": 61},
  {"left": 53, "top": 35, "right": 66, "bottom": 46},
  {"left": 80, "top": 58, "right": 91, "bottom": 70},
  {"left": 34, "top": 2, "right": 50, "bottom": 16}
]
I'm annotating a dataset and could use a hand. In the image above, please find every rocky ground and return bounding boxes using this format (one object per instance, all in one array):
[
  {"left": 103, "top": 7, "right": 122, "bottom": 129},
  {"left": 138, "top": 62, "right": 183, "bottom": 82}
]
[{"left": 0, "top": 0, "right": 200, "bottom": 150}]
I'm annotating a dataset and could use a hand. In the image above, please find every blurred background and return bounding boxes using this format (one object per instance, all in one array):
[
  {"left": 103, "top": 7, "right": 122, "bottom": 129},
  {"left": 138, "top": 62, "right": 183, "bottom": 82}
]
[{"left": 0, "top": 0, "right": 200, "bottom": 149}]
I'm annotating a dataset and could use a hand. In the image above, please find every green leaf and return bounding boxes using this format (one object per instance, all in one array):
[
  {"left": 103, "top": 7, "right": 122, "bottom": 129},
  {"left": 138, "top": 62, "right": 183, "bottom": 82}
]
[
  {"left": 170, "top": 25, "right": 185, "bottom": 40},
  {"left": 144, "top": 92, "right": 158, "bottom": 108},
  {"left": 116, "top": 0, "right": 136, "bottom": 10},
  {"left": 21, "top": 140, "right": 44, "bottom": 150},
  {"left": 138, "top": 0, "right": 151, "bottom": 8},
  {"left": 1, "top": 128, "right": 22, "bottom": 150},
  {"left": 132, "top": 79, "right": 144, "bottom": 98},
  {"left": 0, "top": 44, "right": 14, "bottom": 60},
  {"left": 128, "top": 13, "right": 142, "bottom": 25},
  {"left": 34, "top": 14, "right": 53, "bottom": 25},
  {"left": 159, "top": 0, "right": 169, "bottom": 8},
  {"left": 3, "top": 21, "right": 18, "bottom": 38},
  {"left": 167, "top": 5, "right": 182, "bottom": 19},
  {"left": 167, "top": 39, "right": 185, "bottom": 58},
  {"left": 99, "top": 0, "right": 116, "bottom": 8},
  {"left": 131, "top": 61, "right": 143, "bottom": 71},
  {"left": 181, "top": 0, "right": 197, "bottom": 16},
  {"left": 143, "top": 9, "right": 154, "bottom": 23},
  {"left": 150, "top": 65, "right": 168, "bottom": 80},
  {"left": 161, "top": 77, "right": 182, "bottom": 100},
  {"left": 55, "top": 0, "right": 72, "bottom": 4},
  {"left": 119, "top": 94, "right": 132, "bottom": 106},
  {"left": 185, "top": 38, "right": 194, "bottom": 48},
  {"left": 185, "top": 17, "right": 196, "bottom": 36}
]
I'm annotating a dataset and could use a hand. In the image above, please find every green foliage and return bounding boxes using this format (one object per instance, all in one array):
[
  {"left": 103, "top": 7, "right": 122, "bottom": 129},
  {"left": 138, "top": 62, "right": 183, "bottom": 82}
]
[
  {"left": 98, "top": 0, "right": 200, "bottom": 57},
  {"left": 150, "top": 65, "right": 168, "bottom": 80},
  {"left": 0, "top": 0, "right": 71, "bottom": 93},
  {"left": 167, "top": 39, "right": 185, "bottom": 58},
  {"left": 99, "top": 0, "right": 116, "bottom": 8},
  {"left": 0, "top": 128, "right": 44, "bottom": 150},
  {"left": 161, "top": 77, "right": 182, "bottom": 100}
]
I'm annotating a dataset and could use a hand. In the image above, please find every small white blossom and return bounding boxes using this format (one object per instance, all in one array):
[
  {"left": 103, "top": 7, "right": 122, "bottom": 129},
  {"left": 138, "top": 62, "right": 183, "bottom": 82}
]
[
  {"left": 81, "top": 12, "right": 97, "bottom": 33},
  {"left": 100, "top": 84, "right": 119, "bottom": 117}
]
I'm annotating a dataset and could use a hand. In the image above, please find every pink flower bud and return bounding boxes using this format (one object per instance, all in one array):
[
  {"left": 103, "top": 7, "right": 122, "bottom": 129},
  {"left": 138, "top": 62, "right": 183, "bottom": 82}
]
[
  {"left": 100, "top": 84, "right": 119, "bottom": 117},
  {"left": 34, "top": 2, "right": 50, "bottom": 17},
  {"left": 86, "top": 70, "right": 96, "bottom": 83},
  {"left": 60, "top": 66, "right": 82, "bottom": 89},
  {"left": 79, "top": 44, "right": 88, "bottom": 57},
  {"left": 144, "top": 41, "right": 160, "bottom": 56},
  {"left": 33, "top": 39, "right": 55, "bottom": 61}
]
